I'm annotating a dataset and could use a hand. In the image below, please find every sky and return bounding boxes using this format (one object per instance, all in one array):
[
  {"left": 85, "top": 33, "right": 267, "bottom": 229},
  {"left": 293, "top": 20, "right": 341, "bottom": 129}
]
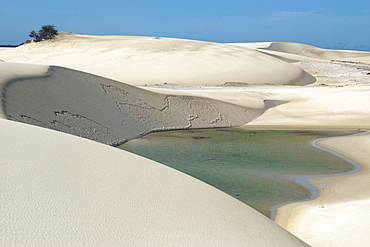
[{"left": 1, "top": 0, "right": 370, "bottom": 50}]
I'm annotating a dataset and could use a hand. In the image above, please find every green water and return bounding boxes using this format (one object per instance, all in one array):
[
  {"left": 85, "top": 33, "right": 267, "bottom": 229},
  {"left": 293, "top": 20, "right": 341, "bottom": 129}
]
[{"left": 119, "top": 129, "right": 357, "bottom": 218}]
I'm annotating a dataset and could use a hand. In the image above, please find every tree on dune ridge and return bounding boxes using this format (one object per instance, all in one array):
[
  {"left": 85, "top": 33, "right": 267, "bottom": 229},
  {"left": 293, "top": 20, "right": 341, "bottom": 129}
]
[{"left": 29, "top": 25, "right": 58, "bottom": 42}]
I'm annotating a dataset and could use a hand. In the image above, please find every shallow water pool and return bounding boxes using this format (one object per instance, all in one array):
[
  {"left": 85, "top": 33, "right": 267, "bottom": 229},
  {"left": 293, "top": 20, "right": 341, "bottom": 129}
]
[{"left": 119, "top": 129, "right": 356, "bottom": 218}]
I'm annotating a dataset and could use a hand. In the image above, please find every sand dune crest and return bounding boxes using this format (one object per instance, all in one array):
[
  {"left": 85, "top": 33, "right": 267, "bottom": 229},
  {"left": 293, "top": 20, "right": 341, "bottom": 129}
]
[
  {"left": 0, "top": 32, "right": 316, "bottom": 86},
  {"left": 233, "top": 42, "right": 370, "bottom": 63},
  {"left": 0, "top": 63, "right": 273, "bottom": 145}
]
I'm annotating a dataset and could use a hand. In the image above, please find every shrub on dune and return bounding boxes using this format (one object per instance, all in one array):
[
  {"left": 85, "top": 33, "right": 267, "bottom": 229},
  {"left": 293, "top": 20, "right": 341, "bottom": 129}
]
[{"left": 29, "top": 25, "right": 58, "bottom": 42}]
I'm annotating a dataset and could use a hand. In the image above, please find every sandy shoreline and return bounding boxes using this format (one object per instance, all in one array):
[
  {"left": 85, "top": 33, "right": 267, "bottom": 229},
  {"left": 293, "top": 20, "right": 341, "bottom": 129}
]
[
  {"left": 270, "top": 133, "right": 362, "bottom": 219},
  {"left": 275, "top": 132, "right": 370, "bottom": 246},
  {"left": 1, "top": 33, "right": 370, "bottom": 246}
]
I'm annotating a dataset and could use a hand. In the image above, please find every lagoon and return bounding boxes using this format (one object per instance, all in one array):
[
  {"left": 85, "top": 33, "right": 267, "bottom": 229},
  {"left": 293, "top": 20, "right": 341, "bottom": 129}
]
[{"left": 119, "top": 129, "right": 356, "bottom": 218}]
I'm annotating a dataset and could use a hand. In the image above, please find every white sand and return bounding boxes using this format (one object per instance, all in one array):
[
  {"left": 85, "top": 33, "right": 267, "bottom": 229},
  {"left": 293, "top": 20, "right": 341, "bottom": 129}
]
[
  {"left": 0, "top": 119, "right": 308, "bottom": 246},
  {"left": 0, "top": 32, "right": 315, "bottom": 86},
  {"left": 241, "top": 42, "right": 370, "bottom": 246},
  {"left": 2, "top": 33, "right": 370, "bottom": 246},
  {"left": 0, "top": 62, "right": 272, "bottom": 146},
  {"left": 0, "top": 34, "right": 313, "bottom": 246},
  {"left": 232, "top": 42, "right": 370, "bottom": 63},
  {"left": 143, "top": 84, "right": 370, "bottom": 130},
  {"left": 141, "top": 42, "right": 370, "bottom": 246},
  {"left": 275, "top": 133, "right": 370, "bottom": 246}
]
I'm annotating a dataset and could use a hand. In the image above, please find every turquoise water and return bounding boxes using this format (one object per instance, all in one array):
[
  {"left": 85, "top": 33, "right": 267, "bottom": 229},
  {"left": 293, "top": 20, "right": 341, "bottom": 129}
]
[{"left": 119, "top": 129, "right": 356, "bottom": 218}]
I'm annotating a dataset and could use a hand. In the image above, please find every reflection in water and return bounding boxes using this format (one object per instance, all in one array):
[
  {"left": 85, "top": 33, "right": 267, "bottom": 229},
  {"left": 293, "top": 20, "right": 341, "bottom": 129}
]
[{"left": 119, "top": 129, "right": 356, "bottom": 218}]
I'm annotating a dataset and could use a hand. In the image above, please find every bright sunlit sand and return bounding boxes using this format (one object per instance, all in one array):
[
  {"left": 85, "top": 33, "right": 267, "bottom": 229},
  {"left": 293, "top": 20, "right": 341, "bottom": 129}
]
[{"left": 1, "top": 32, "right": 370, "bottom": 246}]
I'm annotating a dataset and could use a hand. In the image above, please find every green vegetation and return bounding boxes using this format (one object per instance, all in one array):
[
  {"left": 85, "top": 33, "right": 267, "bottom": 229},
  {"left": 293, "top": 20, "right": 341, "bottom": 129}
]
[{"left": 29, "top": 25, "right": 58, "bottom": 42}]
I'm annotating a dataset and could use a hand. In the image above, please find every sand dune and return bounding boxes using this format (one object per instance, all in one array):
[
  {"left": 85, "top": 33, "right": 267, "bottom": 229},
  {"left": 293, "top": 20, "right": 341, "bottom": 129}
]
[
  {"left": 0, "top": 62, "right": 273, "bottom": 146},
  {"left": 262, "top": 42, "right": 370, "bottom": 60},
  {"left": 232, "top": 42, "right": 370, "bottom": 63},
  {"left": 2, "top": 32, "right": 370, "bottom": 246},
  {"left": 143, "top": 83, "right": 370, "bottom": 131},
  {"left": 0, "top": 119, "right": 308, "bottom": 246},
  {"left": 0, "top": 48, "right": 311, "bottom": 245},
  {"left": 244, "top": 85, "right": 370, "bottom": 129},
  {"left": 0, "top": 32, "right": 315, "bottom": 86},
  {"left": 139, "top": 46, "right": 370, "bottom": 246}
]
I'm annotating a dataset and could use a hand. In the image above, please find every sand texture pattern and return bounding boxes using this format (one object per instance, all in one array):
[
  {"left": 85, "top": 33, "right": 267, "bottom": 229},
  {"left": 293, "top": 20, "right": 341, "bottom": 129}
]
[{"left": 0, "top": 62, "right": 271, "bottom": 146}]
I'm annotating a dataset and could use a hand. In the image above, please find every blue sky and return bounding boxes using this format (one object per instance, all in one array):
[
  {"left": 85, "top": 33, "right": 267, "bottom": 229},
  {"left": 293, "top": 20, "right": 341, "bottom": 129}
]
[{"left": 1, "top": 0, "right": 370, "bottom": 50}]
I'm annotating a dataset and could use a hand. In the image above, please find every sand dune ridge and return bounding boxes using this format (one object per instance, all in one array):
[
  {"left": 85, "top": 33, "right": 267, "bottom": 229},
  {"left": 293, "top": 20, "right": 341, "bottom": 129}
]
[
  {"left": 3, "top": 32, "right": 370, "bottom": 246},
  {"left": 0, "top": 32, "right": 316, "bottom": 86},
  {"left": 1, "top": 63, "right": 272, "bottom": 146}
]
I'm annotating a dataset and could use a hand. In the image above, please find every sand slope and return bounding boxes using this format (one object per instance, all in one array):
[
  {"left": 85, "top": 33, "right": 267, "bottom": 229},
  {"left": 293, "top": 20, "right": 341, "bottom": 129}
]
[
  {"left": 263, "top": 42, "right": 370, "bottom": 60},
  {"left": 216, "top": 44, "right": 370, "bottom": 130},
  {"left": 0, "top": 62, "right": 272, "bottom": 145},
  {"left": 0, "top": 118, "right": 309, "bottom": 246},
  {"left": 244, "top": 85, "right": 370, "bottom": 130},
  {"left": 3, "top": 33, "right": 370, "bottom": 246},
  {"left": 0, "top": 32, "right": 315, "bottom": 86},
  {"left": 144, "top": 83, "right": 370, "bottom": 131},
  {"left": 275, "top": 133, "right": 370, "bottom": 246},
  {"left": 232, "top": 42, "right": 370, "bottom": 63}
]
